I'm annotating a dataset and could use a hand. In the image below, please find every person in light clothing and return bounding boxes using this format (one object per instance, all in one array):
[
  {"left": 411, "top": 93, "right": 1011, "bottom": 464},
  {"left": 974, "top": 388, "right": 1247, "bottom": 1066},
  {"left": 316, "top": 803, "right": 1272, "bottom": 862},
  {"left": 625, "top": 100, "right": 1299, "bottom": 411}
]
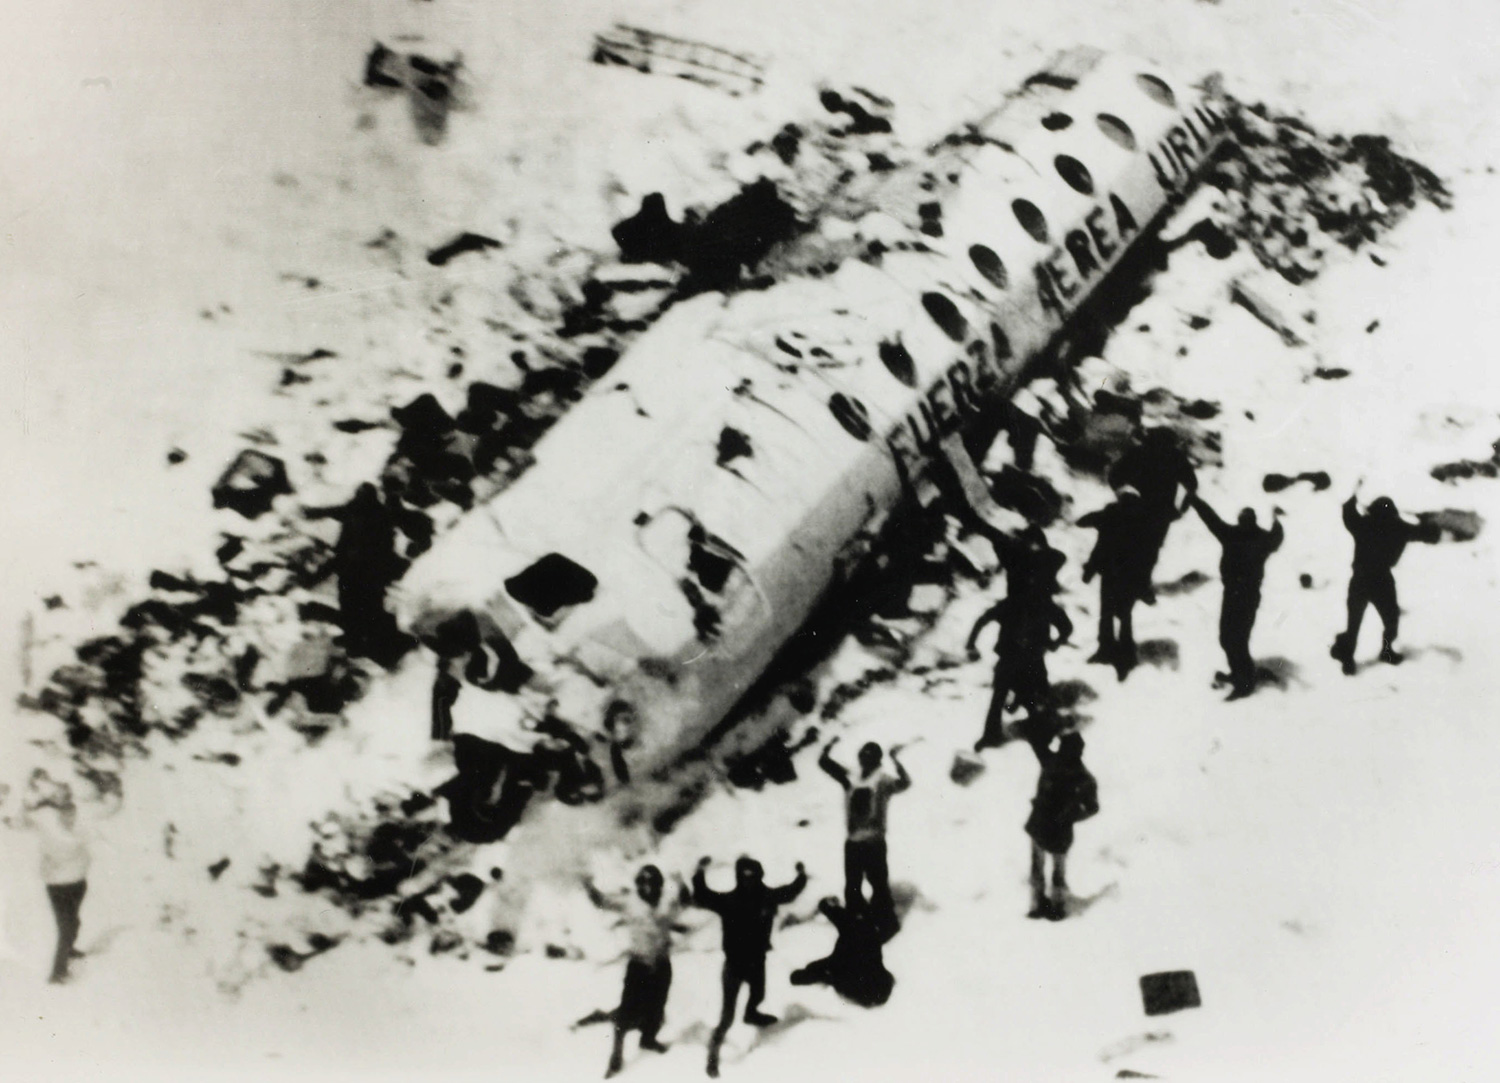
[
  {"left": 818, "top": 738, "right": 910, "bottom": 926},
  {"left": 584, "top": 864, "right": 688, "bottom": 1078},
  {"left": 21, "top": 770, "right": 120, "bottom": 983}
]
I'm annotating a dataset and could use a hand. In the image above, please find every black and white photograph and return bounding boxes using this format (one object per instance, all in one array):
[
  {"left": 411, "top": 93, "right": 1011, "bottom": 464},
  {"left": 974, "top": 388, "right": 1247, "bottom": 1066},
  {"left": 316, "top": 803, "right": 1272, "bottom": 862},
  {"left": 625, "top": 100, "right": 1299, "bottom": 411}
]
[{"left": 2, "top": 1, "right": 1497, "bottom": 1080}]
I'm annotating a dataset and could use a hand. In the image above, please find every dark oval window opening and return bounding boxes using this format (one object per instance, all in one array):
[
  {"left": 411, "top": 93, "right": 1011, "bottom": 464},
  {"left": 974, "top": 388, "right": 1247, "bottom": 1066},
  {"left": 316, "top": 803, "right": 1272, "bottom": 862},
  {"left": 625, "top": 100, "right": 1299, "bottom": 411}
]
[
  {"left": 829, "top": 393, "right": 872, "bottom": 442},
  {"left": 1136, "top": 73, "right": 1176, "bottom": 108},
  {"left": 921, "top": 291, "right": 970, "bottom": 342},
  {"left": 968, "top": 244, "right": 1009, "bottom": 289},
  {"left": 1054, "top": 154, "right": 1094, "bottom": 195},
  {"left": 1041, "top": 112, "right": 1073, "bottom": 131},
  {"left": 878, "top": 339, "right": 918, "bottom": 387},
  {"left": 505, "top": 553, "right": 599, "bottom": 618},
  {"left": 990, "top": 322, "right": 1013, "bottom": 361},
  {"left": 1096, "top": 113, "right": 1137, "bottom": 151},
  {"left": 1012, "top": 199, "right": 1049, "bottom": 244}
]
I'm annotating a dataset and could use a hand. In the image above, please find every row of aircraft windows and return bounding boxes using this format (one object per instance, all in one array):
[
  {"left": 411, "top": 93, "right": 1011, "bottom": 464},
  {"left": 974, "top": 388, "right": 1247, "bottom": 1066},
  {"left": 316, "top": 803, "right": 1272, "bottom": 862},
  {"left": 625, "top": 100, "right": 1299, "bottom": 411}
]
[{"left": 856, "top": 73, "right": 1179, "bottom": 401}]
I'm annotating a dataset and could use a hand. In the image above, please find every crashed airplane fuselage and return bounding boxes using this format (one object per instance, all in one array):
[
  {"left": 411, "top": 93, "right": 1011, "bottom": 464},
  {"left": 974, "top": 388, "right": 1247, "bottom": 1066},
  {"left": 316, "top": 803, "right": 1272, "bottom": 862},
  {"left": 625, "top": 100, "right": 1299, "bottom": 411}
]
[{"left": 396, "top": 48, "right": 1230, "bottom": 831}]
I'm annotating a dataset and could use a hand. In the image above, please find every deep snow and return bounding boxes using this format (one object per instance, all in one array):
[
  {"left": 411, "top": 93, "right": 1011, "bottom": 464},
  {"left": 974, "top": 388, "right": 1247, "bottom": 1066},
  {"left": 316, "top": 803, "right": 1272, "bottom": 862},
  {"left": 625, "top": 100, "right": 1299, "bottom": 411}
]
[{"left": 4, "top": 1, "right": 1500, "bottom": 1082}]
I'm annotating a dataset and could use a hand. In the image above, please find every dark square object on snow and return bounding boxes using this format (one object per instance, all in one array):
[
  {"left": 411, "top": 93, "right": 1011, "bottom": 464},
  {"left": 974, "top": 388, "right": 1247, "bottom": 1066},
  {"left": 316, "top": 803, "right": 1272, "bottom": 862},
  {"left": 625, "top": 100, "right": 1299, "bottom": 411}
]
[{"left": 1139, "top": 971, "right": 1201, "bottom": 1016}]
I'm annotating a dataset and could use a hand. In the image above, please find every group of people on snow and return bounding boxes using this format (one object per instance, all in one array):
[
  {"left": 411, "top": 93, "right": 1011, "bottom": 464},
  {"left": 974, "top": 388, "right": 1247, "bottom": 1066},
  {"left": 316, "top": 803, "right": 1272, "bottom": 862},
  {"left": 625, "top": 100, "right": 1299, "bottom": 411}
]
[{"left": 581, "top": 739, "right": 909, "bottom": 1078}]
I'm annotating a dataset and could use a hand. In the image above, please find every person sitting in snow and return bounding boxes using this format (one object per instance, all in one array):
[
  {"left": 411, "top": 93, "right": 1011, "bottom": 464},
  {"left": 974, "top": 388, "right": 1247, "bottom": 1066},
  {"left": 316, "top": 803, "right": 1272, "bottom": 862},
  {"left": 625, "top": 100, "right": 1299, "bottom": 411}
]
[
  {"left": 789, "top": 893, "right": 897, "bottom": 1008},
  {"left": 1331, "top": 488, "right": 1440, "bottom": 675},
  {"left": 693, "top": 855, "right": 807, "bottom": 1078},
  {"left": 1190, "top": 496, "right": 1284, "bottom": 699},
  {"left": 1078, "top": 487, "right": 1155, "bottom": 673},
  {"left": 1023, "top": 731, "right": 1098, "bottom": 922},
  {"left": 967, "top": 529, "right": 1072, "bottom": 749},
  {"left": 818, "top": 738, "right": 910, "bottom": 926},
  {"left": 583, "top": 864, "right": 690, "bottom": 1078}
]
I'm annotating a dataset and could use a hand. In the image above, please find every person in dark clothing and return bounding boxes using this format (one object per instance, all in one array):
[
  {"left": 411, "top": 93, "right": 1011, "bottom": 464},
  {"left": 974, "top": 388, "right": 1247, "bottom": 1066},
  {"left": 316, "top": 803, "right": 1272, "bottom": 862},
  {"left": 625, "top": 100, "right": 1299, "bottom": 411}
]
[
  {"left": 1108, "top": 427, "right": 1198, "bottom": 584},
  {"left": 1024, "top": 731, "right": 1098, "bottom": 921},
  {"left": 304, "top": 481, "right": 432, "bottom": 667},
  {"left": 1191, "top": 496, "right": 1284, "bottom": 699},
  {"left": 584, "top": 865, "right": 689, "bottom": 1078},
  {"left": 818, "top": 739, "right": 910, "bottom": 925},
  {"left": 966, "top": 543, "right": 1073, "bottom": 749},
  {"left": 1078, "top": 488, "right": 1155, "bottom": 670},
  {"left": 693, "top": 855, "right": 808, "bottom": 1078},
  {"left": 789, "top": 894, "right": 897, "bottom": 1007},
  {"left": 1331, "top": 492, "right": 1440, "bottom": 674}
]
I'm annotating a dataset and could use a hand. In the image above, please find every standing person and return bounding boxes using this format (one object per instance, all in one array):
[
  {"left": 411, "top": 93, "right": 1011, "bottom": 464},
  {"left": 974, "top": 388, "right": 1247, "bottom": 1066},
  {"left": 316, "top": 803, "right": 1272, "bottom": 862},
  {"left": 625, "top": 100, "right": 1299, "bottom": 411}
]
[
  {"left": 693, "top": 855, "right": 807, "bottom": 1078},
  {"left": 1109, "top": 426, "right": 1198, "bottom": 584},
  {"left": 1023, "top": 732, "right": 1098, "bottom": 922},
  {"left": 1078, "top": 487, "right": 1154, "bottom": 670},
  {"left": 1190, "top": 496, "right": 1285, "bottom": 699},
  {"left": 21, "top": 771, "right": 119, "bottom": 983},
  {"left": 817, "top": 739, "right": 910, "bottom": 924},
  {"left": 1332, "top": 491, "right": 1440, "bottom": 675},
  {"left": 584, "top": 865, "right": 688, "bottom": 1078},
  {"left": 304, "top": 481, "right": 431, "bottom": 668},
  {"left": 966, "top": 560, "right": 1072, "bottom": 750}
]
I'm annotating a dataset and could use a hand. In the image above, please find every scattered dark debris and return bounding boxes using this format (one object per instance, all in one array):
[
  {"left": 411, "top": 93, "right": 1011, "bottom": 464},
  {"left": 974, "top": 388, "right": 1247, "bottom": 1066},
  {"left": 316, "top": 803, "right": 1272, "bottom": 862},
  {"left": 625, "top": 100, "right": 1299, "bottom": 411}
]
[
  {"left": 208, "top": 858, "right": 231, "bottom": 880},
  {"left": 42, "top": 595, "right": 65, "bottom": 610},
  {"left": 267, "top": 944, "right": 306, "bottom": 972},
  {"left": 426, "top": 232, "right": 503, "bottom": 267},
  {"left": 1229, "top": 279, "right": 1306, "bottom": 346},
  {"left": 447, "top": 873, "right": 486, "bottom": 915},
  {"left": 1416, "top": 508, "right": 1483, "bottom": 542},
  {"left": 1178, "top": 399, "right": 1220, "bottom": 420},
  {"left": 1432, "top": 440, "right": 1500, "bottom": 482},
  {"left": 266, "top": 934, "right": 343, "bottom": 974},
  {"left": 212, "top": 450, "right": 292, "bottom": 520},
  {"left": 193, "top": 751, "right": 242, "bottom": 767},
  {"left": 582, "top": 346, "right": 620, "bottom": 379},
  {"left": 770, "top": 123, "right": 803, "bottom": 165},
  {"left": 819, "top": 88, "right": 892, "bottom": 135},
  {"left": 1140, "top": 970, "right": 1202, "bottom": 1016},
  {"left": 167, "top": 448, "right": 188, "bottom": 465},
  {"left": 613, "top": 192, "right": 682, "bottom": 266},
  {"left": 820, "top": 667, "right": 899, "bottom": 720},
  {"left": 1366, "top": 319, "right": 1380, "bottom": 333},
  {"left": 1262, "top": 471, "right": 1331, "bottom": 493},
  {"left": 592, "top": 24, "right": 765, "bottom": 96},
  {"left": 364, "top": 44, "right": 467, "bottom": 144},
  {"left": 949, "top": 751, "right": 984, "bottom": 787},
  {"left": 1216, "top": 101, "right": 1451, "bottom": 284},
  {"left": 1312, "top": 367, "right": 1350, "bottom": 380}
]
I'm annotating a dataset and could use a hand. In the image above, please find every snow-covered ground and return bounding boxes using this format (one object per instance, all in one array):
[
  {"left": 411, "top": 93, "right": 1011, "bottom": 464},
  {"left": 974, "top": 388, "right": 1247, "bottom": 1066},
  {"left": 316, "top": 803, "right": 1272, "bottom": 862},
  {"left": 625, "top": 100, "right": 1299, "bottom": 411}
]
[{"left": 4, "top": 1, "right": 1500, "bottom": 1081}]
